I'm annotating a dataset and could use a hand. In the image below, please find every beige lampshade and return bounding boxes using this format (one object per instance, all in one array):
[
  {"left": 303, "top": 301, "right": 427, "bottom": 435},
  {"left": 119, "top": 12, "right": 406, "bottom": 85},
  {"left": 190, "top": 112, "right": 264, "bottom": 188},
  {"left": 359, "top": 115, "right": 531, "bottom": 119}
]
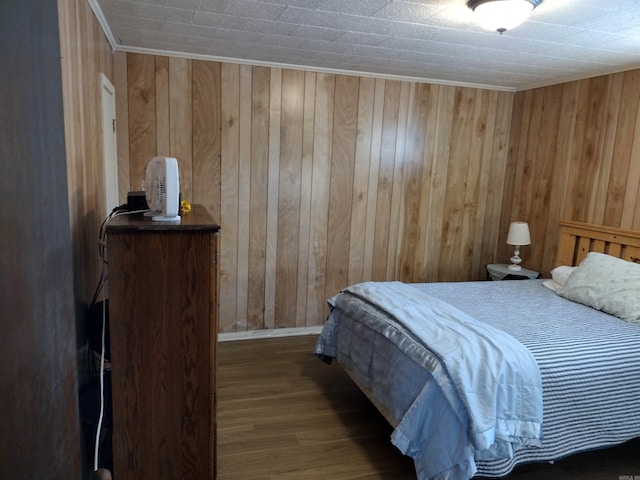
[{"left": 506, "top": 221, "right": 531, "bottom": 246}]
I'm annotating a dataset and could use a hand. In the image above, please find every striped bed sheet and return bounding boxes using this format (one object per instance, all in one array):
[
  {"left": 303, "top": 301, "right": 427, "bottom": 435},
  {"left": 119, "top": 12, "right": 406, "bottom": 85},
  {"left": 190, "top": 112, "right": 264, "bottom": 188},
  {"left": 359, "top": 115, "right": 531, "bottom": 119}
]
[{"left": 410, "top": 279, "right": 640, "bottom": 476}]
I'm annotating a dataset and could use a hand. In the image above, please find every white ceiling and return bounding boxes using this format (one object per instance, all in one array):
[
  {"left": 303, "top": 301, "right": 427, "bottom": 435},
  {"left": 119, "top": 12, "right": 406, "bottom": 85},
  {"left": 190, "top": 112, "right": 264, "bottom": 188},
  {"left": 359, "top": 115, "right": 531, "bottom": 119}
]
[{"left": 91, "top": 0, "right": 640, "bottom": 91}]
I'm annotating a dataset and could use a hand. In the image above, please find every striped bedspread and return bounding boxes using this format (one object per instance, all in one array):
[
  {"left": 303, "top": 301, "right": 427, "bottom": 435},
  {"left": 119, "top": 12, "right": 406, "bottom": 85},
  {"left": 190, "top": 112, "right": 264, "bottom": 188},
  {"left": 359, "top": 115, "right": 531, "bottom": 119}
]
[
  {"left": 413, "top": 279, "right": 640, "bottom": 476},
  {"left": 339, "top": 281, "right": 543, "bottom": 452},
  {"left": 316, "top": 279, "right": 640, "bottom": 479}
]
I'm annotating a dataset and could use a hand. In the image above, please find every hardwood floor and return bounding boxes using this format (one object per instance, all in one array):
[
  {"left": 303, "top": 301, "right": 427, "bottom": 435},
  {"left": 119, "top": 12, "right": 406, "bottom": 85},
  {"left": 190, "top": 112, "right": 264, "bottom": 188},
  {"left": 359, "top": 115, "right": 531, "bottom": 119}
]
[{"left": 218, "top": 335, "right": 640, "bottom": 480}]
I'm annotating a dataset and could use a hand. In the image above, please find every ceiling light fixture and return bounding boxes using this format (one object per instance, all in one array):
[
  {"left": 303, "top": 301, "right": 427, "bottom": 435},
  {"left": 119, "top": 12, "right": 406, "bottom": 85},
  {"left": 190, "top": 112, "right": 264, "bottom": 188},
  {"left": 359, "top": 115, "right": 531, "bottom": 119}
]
[{"left": 467, "top": 0, "right": 543, "bottom": 34}]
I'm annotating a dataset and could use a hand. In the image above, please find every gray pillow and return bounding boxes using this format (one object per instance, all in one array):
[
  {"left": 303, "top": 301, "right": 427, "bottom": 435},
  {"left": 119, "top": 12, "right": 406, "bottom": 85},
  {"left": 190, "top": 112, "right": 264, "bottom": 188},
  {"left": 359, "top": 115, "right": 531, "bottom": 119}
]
[{"left": 558, "top": 252, "right": 640, "bottom": 323}]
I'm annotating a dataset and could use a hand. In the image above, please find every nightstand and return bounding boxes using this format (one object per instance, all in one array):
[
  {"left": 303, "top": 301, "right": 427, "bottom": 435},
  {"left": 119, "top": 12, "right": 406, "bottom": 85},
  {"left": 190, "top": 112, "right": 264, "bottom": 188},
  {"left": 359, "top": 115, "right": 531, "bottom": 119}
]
[{"left": 486, "top": 263, "right": 539, "bottom": 281}]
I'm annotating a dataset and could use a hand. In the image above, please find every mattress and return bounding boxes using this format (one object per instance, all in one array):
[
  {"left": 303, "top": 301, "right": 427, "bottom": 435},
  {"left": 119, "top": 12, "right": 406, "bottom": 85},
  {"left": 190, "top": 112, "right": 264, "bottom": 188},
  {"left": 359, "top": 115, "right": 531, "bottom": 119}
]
[{"left": 315, "top": 279, "right": 640, "bottom": 479}]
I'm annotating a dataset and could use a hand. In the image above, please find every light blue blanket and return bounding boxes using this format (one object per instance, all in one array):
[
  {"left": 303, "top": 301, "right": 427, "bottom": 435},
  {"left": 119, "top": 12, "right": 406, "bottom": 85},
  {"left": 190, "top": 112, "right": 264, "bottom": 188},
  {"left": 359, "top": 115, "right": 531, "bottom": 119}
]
[{"left": 337, "top": 281, "right": 543, "bottom": 475}]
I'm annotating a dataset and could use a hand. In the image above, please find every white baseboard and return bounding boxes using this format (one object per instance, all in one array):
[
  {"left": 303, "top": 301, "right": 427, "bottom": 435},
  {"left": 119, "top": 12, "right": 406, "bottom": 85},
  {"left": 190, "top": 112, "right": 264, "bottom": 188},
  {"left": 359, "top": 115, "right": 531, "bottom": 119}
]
[{"left": 218, "top": 326, "right": 323, "bottom": 342}]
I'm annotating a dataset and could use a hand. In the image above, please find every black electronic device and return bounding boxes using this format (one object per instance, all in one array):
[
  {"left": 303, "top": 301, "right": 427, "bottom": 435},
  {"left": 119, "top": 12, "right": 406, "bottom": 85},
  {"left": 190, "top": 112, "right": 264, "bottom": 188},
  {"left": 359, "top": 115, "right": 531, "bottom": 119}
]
[{"left": 126, "top": 191, "right": 149, "bottom": 212}]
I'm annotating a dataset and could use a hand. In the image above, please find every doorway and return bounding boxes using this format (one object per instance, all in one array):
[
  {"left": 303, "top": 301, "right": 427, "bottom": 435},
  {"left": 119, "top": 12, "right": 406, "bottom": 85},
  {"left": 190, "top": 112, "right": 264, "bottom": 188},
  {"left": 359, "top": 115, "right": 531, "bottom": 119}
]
[{"left": 100, "top": 73, "right": 118, "bottom": 218}]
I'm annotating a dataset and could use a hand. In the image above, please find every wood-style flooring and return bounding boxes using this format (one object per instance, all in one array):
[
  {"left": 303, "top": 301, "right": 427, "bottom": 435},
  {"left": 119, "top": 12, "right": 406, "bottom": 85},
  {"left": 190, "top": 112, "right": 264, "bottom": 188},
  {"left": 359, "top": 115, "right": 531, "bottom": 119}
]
[{"left": 217, "top": 335, "right": 640, "bottom": 480}]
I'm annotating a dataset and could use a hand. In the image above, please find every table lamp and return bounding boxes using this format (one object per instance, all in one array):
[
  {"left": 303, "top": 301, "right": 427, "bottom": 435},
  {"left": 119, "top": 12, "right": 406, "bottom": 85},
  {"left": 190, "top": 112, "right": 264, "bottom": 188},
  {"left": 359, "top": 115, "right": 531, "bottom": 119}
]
[{"left": 506, "top": 221, "right": 531, "bottom": 270}]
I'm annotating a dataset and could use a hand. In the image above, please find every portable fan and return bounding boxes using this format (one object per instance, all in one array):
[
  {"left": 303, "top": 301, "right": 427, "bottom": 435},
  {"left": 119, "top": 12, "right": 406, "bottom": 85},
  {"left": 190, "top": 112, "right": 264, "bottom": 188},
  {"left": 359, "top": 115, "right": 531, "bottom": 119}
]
[{"left": 143, "top": 156, "right": 181, "bottom": 222}]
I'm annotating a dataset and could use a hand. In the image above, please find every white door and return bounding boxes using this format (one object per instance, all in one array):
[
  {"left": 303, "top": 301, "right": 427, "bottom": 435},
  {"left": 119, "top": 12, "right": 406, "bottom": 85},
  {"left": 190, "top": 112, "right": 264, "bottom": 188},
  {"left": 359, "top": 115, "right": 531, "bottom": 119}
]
[{"left": 100, "top": 73, "right": 118, "bottom": 218}]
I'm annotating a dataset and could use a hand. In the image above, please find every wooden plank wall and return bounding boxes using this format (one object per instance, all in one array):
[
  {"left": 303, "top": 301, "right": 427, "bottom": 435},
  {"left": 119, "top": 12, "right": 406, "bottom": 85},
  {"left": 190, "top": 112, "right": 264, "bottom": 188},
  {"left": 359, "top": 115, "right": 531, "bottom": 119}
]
[
  {"left": 500, "top": 70, "right": 640, "bottom": 277},
  {"left": 117, "top": 53, "right": 514, "bottom": 332},
  {"left": 59, "top": 0, "right": 114, "bottom": 305},
  {"left": 58, "top": 9, "right": 115, "bottom": 475}
]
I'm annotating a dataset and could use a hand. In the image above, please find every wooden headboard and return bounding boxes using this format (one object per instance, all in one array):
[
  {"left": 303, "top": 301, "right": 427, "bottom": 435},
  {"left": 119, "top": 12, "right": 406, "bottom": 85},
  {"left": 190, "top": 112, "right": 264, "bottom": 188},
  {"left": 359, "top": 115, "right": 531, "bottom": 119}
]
[{"left": 555, "top": 220, "right": 640, "bottom": 267}]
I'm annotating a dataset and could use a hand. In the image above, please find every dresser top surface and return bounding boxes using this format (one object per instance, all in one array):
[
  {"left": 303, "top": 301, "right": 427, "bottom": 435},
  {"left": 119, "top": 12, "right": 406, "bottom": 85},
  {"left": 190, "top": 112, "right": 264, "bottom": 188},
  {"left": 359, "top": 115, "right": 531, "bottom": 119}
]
[{"left": 106, "top": 204, "right": 220, "bottom": 233}]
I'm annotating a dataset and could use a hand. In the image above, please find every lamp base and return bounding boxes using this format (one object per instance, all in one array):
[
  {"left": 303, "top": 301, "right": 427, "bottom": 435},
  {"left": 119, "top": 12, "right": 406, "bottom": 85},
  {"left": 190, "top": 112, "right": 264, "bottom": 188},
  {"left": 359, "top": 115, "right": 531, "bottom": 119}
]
[{"left": 509, "top": 247, "right": 523, "bottom": 271}]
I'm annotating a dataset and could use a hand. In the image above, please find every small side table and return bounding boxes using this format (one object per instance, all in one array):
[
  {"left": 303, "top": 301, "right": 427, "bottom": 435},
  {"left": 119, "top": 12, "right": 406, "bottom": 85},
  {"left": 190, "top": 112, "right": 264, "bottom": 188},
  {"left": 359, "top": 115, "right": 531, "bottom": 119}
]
[{"left": 486, "top": 263, "right": 539, "bottom": 281}]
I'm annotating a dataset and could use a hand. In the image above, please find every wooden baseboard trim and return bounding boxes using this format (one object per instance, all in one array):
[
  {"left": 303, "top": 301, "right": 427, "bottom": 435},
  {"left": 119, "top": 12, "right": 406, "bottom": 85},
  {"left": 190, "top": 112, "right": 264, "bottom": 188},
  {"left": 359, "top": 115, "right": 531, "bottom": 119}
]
[{"left": 218, "top": 326, "right": 323, "bottom": 342}]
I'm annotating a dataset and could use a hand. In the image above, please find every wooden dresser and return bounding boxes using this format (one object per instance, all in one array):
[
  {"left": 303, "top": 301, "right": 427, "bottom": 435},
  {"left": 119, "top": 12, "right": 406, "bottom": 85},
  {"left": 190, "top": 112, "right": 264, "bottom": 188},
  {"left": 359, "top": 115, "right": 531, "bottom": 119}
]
[{"left": 106, "top": 205, "right": 220, "bottom": 479}]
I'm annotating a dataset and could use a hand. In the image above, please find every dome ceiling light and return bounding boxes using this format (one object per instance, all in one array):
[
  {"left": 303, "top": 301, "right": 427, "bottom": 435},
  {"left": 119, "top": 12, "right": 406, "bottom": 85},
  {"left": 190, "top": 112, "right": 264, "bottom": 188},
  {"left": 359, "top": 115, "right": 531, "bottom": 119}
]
[{"left": 467, "top": 0, "right": 543, "bottom": 34}]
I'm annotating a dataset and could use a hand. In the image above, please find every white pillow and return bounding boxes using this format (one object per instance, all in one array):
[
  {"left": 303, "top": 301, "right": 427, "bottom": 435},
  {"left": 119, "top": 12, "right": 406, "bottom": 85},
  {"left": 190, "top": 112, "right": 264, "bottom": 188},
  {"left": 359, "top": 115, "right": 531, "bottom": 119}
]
[
  {"left": 543, "top": 265, "right": 577, "bottom": 292},
  {"left": 542, "top": 279, "right": 562, "bottom": 292},
  {"left": 551, "top": 265, "right": 577, "bottom": 286},
  {"left": 558, "top": 252, "right": 640, "bottom": 323}
]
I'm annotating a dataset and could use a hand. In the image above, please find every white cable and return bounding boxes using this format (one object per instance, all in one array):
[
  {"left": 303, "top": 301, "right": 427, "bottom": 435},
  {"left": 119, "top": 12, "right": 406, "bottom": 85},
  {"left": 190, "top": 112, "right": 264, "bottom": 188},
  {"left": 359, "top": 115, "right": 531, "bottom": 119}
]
[
  {"left": 91, "top": 207, "right": 145, "bottom": 471},
  {"left": 93, "top": 295, "right": 107, "bottom": 471}
]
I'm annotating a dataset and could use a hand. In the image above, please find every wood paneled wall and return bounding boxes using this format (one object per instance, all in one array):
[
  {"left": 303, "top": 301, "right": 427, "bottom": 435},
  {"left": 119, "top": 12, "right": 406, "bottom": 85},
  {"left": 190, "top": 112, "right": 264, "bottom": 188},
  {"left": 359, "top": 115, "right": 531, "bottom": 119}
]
[
  {"left": 59, "top": 0, "right": 114, "bottom": 306},
  {"left": 117, "top": 53, "right": 514, "bottom": 332},
  {"left": 501, "top": 70, "right": 640, "bottom": 277},
  {"left": 58, "top": 0, "right": 114, "bottom": 474}
]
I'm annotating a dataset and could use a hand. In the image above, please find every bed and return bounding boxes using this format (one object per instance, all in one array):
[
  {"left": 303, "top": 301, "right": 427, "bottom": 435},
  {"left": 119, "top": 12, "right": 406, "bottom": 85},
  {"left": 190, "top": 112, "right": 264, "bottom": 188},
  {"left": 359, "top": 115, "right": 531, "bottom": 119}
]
[{"left": 314, "top": 220, "right": 640, "bottom": 480}]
